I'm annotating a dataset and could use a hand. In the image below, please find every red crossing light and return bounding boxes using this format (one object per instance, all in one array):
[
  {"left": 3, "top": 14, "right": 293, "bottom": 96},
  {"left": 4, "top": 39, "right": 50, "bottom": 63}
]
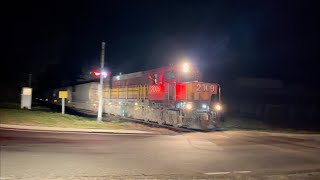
[
  {"left": 93, "top": 71, "right": 101, "bottom": 76},
  {"left": 92, "top": 71, "right": 110, "bottom": 78}
]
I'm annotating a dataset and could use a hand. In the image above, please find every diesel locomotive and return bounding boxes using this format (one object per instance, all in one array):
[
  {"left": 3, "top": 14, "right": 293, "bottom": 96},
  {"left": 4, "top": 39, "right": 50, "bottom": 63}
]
[{"left": 50, "top": 63, "right": 223, "bottom": 130}]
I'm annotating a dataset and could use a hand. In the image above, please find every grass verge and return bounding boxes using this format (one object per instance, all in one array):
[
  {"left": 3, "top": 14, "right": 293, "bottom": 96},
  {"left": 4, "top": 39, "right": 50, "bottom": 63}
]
[
  {"left": 0, "top": 108, "right": 135, "bottom": 130},
  {"left": 221, "top": 116, "right": 320, "bottom": 134},
  {"left": 221, "top": 116, "right": 271, "bottom": 130}
]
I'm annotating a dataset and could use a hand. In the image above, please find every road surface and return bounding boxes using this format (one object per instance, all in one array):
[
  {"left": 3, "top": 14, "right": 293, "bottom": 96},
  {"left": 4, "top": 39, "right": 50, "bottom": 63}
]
[{"left": 1, "top": 128, "right": 320, "bottom": 179}]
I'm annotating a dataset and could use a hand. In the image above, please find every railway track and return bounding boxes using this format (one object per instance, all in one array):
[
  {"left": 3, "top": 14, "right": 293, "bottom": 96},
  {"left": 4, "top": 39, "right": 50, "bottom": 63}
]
[
  {"left": 42, "top": 102, "right": 211, "bottom": 133},
  {"left": 70, "top": 107, "right": 204, "bottom": 133}
]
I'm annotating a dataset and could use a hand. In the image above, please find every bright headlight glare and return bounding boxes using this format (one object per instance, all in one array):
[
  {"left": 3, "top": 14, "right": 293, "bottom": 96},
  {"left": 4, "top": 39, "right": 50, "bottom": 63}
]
[
  {"left": 215, "top": 104, "right": 222, "bottom": 111},
  {"left": 202, "top": 104, "right": 207, "bottom": 109},
  {"left": 182, "top": 63, "right": 190, "bottom": 73},
  {"left": 186, "top": 103, "right": 192, "bottom": 110}
]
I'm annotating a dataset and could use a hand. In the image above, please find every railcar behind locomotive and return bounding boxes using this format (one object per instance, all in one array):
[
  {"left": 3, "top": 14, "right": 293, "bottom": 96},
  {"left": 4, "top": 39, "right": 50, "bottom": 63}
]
[{"left": 50, "top": 63, "right": 223, "bottom": 130}]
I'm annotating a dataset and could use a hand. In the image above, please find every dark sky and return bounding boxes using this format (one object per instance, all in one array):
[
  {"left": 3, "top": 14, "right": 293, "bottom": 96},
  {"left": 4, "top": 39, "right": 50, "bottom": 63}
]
[{"left": 2, "top": 0, "right": 320, "bottom": 94}]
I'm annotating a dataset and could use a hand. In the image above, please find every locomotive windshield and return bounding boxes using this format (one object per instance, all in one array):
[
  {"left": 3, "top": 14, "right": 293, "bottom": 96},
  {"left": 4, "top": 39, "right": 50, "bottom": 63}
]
[
  {"left": 164, "top": 71, "right": 176, "bottom": 81},
  {"left": 178, "top": 63, "right": 200, "bottom": 82},
  {"left": 180, "top": 72, "right": 197, "bottom": 82}
]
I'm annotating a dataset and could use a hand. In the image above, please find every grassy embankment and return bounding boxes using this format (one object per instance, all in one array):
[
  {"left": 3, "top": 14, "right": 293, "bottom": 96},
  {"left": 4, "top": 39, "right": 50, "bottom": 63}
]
[{"left": 0, "top": 108, "right": 134, "bottom": 130}]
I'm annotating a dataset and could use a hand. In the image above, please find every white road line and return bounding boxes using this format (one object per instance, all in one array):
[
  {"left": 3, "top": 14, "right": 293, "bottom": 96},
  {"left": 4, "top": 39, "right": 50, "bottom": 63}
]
[
  {"left": 234, "top": 170, "right": 251, "bottom": 174},
  {"left": 205, "top": 170, "right": 252, "bottom": 175},
  {"left": 205, "top": 172, "right": 231, "bottom": 175}
]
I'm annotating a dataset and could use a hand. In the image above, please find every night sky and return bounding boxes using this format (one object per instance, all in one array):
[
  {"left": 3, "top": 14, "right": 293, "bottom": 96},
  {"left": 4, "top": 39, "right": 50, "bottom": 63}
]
[{"left": 2, "top": 0, "right": 320, "bottom": 96}]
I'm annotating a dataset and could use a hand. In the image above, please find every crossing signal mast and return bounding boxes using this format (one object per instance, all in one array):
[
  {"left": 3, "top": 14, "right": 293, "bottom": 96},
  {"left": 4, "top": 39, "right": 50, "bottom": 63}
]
[{"left": 97, "top": 42, "right": 106, "bottom": 123}]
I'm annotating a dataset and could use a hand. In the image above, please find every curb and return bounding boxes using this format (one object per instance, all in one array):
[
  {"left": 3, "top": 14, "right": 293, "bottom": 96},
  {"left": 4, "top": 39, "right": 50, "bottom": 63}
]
[{"left": 0, "top": 124, "right": 155, "bottom": 135}]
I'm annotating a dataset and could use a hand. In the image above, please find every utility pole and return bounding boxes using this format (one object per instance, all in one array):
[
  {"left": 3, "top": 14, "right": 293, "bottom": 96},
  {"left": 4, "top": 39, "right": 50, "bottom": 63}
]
[
  {"left": 28, "top": 74, "right": 32, "bottom": 87},
  {"left": 97, "top": 42, "right": 106, "bottom": 122}
]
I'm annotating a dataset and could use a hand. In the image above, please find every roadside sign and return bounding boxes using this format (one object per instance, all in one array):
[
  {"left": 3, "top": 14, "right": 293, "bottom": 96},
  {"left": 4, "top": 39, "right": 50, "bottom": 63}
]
[
  {"left": 59, "top": 91, "right": 68, "bottom": 114},
  {"left": 21, "top": 87, "right": 32, "bottom": 109},
  {"left": 22, "top": 87, "right": 32, "bottom": 95},
  {"left": 59, "top": 91, "right": 68, "bottom": 99}
]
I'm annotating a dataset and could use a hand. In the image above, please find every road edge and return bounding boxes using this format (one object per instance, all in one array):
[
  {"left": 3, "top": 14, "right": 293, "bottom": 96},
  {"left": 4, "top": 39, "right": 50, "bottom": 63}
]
[{"left": 0, "top": 124, "right": 156, "bottom": 135}]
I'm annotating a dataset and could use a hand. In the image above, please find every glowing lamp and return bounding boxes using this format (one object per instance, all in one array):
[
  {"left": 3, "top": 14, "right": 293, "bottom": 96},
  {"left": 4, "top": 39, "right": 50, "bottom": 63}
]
[
  {"left": 93, "top": 71, "right": 101, "bottom": 76},
  {"left": 182, "top": 63, "right": 190, "bottom": 73},
  {"left": 186, "top": 103, "right": 192, "bottom": 110},
  {"left": 202, "top": 104, "right": 207, "bottom": 109},
  {"left": 214, "top": 104, "right": 222, "bottom": 111}
]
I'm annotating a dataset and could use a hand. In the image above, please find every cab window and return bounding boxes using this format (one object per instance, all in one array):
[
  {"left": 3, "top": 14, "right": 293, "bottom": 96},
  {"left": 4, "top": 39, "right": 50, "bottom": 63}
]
[
  {"left": 152, "top": 73, "right": 158, "bottom": 84},
  {"left": 164, "top": 71, "right": 176, "bottom": 81},
  {"left": 180, "top": 73, "right": 193, "bottom": 82}
]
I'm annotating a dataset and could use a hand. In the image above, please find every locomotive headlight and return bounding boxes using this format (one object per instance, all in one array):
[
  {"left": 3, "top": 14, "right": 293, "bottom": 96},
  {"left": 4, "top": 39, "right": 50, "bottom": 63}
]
[
  {"left": 202, "top": 104, "right": 207, "bottom": 109},
  {"left": 182, "top": 63, "right": 190, "bottom": 73},
  {"left": 176, "top": 102, "right": 182, "bottom": 108},
  {"left": 186, "top": 103, "right": 193, "bottom": 110},
  {"left": 214, "top": 104, "right": 222, "bottom": 111}
]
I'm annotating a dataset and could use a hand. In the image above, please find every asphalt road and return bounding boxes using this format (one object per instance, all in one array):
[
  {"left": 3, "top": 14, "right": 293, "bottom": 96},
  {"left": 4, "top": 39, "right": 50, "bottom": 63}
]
[{"left": 1, "top": 129, "right": 320, "bottom": 179}]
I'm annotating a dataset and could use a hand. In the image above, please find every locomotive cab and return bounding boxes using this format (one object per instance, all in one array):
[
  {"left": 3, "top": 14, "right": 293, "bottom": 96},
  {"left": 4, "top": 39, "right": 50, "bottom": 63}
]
[
  {"left": 175, "top": 82, "right": 222, "bottom": 130},
  {"left": 146, "top": 63, "right": 222, "bottom": 130}
]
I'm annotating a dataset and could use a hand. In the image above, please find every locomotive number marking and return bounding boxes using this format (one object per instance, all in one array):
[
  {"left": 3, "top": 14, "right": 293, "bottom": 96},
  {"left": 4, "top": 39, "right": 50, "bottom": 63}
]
[
  {"left": 196, "top": 84, "right": 215, "bottom": 92},
  {"left": 196, "top": 84, "right": 202, "bottom": 92}
]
